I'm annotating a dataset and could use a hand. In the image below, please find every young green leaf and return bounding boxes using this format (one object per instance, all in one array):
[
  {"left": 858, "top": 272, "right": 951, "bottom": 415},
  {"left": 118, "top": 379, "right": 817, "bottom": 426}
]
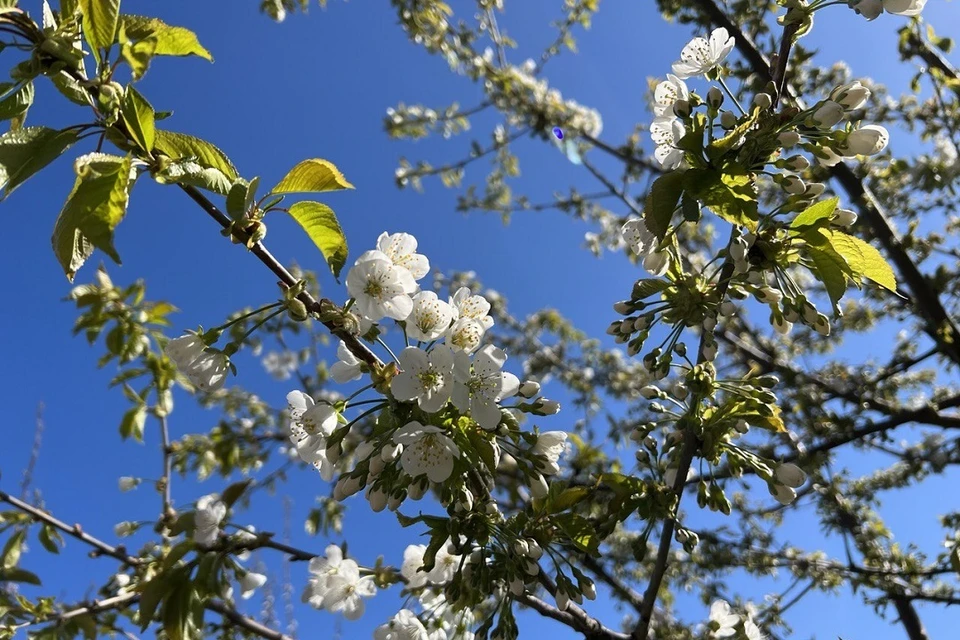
[
  {"left": 0, "top": 126, "right": 79, "bottom": 198},
  {"left": 269, "top": 159, "right": 355, "bottom": 195},
  {"left": 791, "top": 197, "right": 839, "bottom": 230},
  {"left": 806, "top": 243, "right": 848, "bottom": 314},
  {"left": 121, "top": 85, "right": 155, "bottom": 152},
  {"left": 823, "top": 229, "right": 898, "bottom": 293},
  {"left": 1, "top": 529, "right": 25, "bottom": 569},
  {"left": 119, "top": 403, "right": 147, "bottom": 441},
  {"left": 79, "top": 0, "right": 121, "bottom": 53},
  {"left": 0, "top": 82, "right": 34, "bottom": 121},
  {"left": 51, "top": 153, "right": 133, "bottom": 281},
  {"left": 686, "top": 165, "right": 759, "bottom": 231},
  {"left": 119, "top": 28, "right": 158, "bottom": 80},
  {"left": 154, "top": 130, "right": 238, "bottom": 181},
  {"left": 153, "top": 158, "right": 232, "bottom": 195},
  {"left": 285, "top": 201, "right": 349, "bottom": 279},
  {"left": 117, "top": 15, "right": 213, "bottom": 61},
  {"left": 643, "top": 170, "right": 685, "bottom": 240},
  {"left": 0, "top": 567, "right": 41, "bottom": 585}
]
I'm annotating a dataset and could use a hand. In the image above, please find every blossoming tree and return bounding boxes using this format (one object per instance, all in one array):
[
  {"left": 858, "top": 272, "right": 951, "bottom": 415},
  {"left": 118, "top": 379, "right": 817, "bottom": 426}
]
[{"left": 1, "top": 0, "right": 957, "bottom": 639}]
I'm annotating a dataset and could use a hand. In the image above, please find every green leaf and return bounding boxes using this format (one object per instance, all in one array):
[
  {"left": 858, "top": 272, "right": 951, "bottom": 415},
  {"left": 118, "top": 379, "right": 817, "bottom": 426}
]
[
  {"left": 686, "top": 165, "right": 758, "bottom": 231},
  {"left": 226, "top": 179, "right": 249, "bottom": 219},
  {"left": 120, "top": 32, "right": 157, "bottom": 80},
  {"left": 162, "top": 540, "right": 194, "bottom": 572},
  {"left": 137, "top": 574, "right": 175, "bottom": 632},
  {"left": 548, "top": 486, "right": 589, "bottom": 513},
  {"left": 643, "top": 170, "right": 685, "bottom": 240},
  {"left": 466, "top": 430, "right": 498, "bottom": 473},
  {"left": 807, "top": 243, "right": 849, "bottom": 314},
  {"left": 49, "top": 71, "right": 91, "bottom": 106},
  {"left": 121, "top": 85, "right": 155, "bottom": 152},
  {"left": 0, "top": 126, "right": 79, "bottom": 198},
  {"left": 37, "top": 525, "right": 61, "bottom": 554},
  {"left": 0, "top": 82, "right": 34, "bottom": 121},
  {"left": 791, "top": 197, "right": 839, "bottom": 230},
  {"left": 1, "top": 529, "right": 25, "bottom": 569},
  {"left": 119, "top": 404, "right": 146, "bottom": 441},
  {"left": 118, "top": 15, "right": 213, "bottom": 61},
  {"left": 154, "top": 158, "right": 232, "bottom": 195},
  {"left": 51, "top": 153, "right": 132, "bottom": 281},
  {"left": 632, "top": 278, "right": 669, "bottom": 300},
  {"left": 0, "top": 567, "right": 41, "bottom": 585},
  {"left": 154, "top": 130, "right": 238, "bottom": 182},
  {"left": 79, "top": 0, "right": 121, "bottom": 52},
  {"left": 706, "top": 107, "right": 760, "bottom": 162},
  {"left": 269, "top": 159, "right": 354, "bottom": 195},
  {"left": 221, "top": 479, "right": 252, "bottom": 508},
  {"left": 822, "top": 229, "right": 898, "bottom": 293},
  {"left": 555, "top": 512, "right": 600, "bottom": 556},
  {"left": 285, "top": 201, "right": 349, "bottom": 279}
]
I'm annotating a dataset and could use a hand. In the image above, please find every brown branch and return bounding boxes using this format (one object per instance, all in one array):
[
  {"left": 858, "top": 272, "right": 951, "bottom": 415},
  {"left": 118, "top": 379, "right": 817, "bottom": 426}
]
[
  {"left": 20, "top": 592, "right": 140, "bottom": 631},
  {"left": 158, "top": 412, "right": 173, "bottom": 522},
  {"left": 206, "top": 600, "right": 294, "bottom": 640},
  {"left": 516, "top": 590, "right": 629, "bottom": 640},
  {"left": 892, "top": 596, "right": 931, "bottom": 640},
  {"left": 0, "top": 489, "right": 142, "bottom": 566}
]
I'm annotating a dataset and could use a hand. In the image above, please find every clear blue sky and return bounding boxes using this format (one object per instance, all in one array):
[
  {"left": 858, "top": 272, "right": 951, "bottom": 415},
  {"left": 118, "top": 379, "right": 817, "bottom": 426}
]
[{"left": 2, "top": 1, "right": 959, "bottom": 638}]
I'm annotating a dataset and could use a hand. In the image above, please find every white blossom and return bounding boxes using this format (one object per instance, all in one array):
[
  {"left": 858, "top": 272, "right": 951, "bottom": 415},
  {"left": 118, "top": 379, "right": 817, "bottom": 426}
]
[
  {"left": 393, "top": 422, "right": 461, "bottom": 483},
  {"left": 391, "top": 346, "right": 455, "bottom": 413},
  {"left": 709, "top": 600, "right": 740, "bottom": 638},
  {"left": 330, "top": 340, "right": 363, "bottom": 384},
  {"left": 654, "top": 74, "right": 689, "bottom": 115},
  {"left": 286, "top": 390, "right": 338, "bottom": 480},
  {"left": 346, "top": 253, "right": 417, "bottom": 322},
  {"left": 183, "top": 350, "right": 231, "bottom": 392},
  {"left": 449, "top": 287, "right": 494, "bottom": 330},
  {"left": 374, "top": 609, "right": 429, "bottom": 640},
  {"left": 830, "top": 80, "right": 871, "bottom": 110},
  {"left": 118, "top": 477, "right": 138, "bottom": 492},
  {"left": 164, "top": 333, "right": 205, "bottom": 367},
  {"left": 427, "top": 541, "right": 462, "bottom": 585},
  {"left": 671, "top": 28, "right": 735, "bottom": 79},
  {"left": 401, "top": 544, "right": 429, "bottom": 589},
  {"left": 262, "top": 351, "right": 298, "bottom": 381},
  {"left": 407, "top": 291, "right": 456, "bottom": 342},
  {"left": 621, "top": 218, "right": 657, "bottom": 256},
  {"left": 532, "top": 431, "right": 568, "bottom": 475},
  {"left": 376, "top": 232, "right": 430, "bottom": 280},
  {"left": 194, "top": 494, "right": 226, "bottom": 547},
  {"left": 320, "top": 561, "right": 376, "bottom": 620},
  {"left": 239, "top": 571, "right": 267, "bottom": 599},
  {"left": 451, "top": 345, "right": 520, "bottom": 430},
  {"left": 650, "top": 116, "right": 687, "bottom": 170}
]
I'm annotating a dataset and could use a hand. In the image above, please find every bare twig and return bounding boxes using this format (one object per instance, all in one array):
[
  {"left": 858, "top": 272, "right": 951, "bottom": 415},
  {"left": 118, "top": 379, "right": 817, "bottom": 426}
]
[{"left": 206, "top": 600, "right": 295, "bottom": 640}]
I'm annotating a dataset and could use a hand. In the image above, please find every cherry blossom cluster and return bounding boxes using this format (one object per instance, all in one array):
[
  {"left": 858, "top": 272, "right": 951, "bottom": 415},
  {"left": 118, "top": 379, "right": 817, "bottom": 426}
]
[{"left": 488, "top": 59, "right": 603, "bottom": 139}]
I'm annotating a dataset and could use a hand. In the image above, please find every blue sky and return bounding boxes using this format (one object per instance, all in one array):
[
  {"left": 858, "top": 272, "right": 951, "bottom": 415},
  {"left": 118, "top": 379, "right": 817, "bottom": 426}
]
[{"left": 2, "top": 0, "right": 960, "bottom": 638}]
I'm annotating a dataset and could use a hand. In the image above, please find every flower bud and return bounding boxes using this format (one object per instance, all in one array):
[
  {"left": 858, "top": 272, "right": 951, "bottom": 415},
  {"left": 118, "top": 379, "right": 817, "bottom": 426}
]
[
  {"left": 533, "top": 398, "right": 561, "bottom": 415},
  {"left": 772, "top": 484, "right": 798, "bottom": 505},
  {"left": 614, "top": 301, "right": 634, "bottom": 315},
  {"left": 672, "top": 99, "right": 691, "bottom": 118},
  {"left": 118, "top": 477, "right": 139, "bottom": 492},
  {"left": 735, "top": 419, "right": 750, "bottom": 434},
  {"left": 636, "top": 449, "right": 649, "bottom": 463},
  {"left": 334, "top": 475, "right": 363, "bottom": 502},
  {"left": 830, "top": 80, "right": 871, "bottom": 111},
  {"left": 802, "top": 302, "right": 819, "bottom": 324},
  {"left": 381, "top": 443, "right": 402, "bottom": 462},
  {"left": 527, "top": 539, "right": 543, "bottom": 560},
  {"left": 815, "top": 146, "right": 845, "bottom": 167},
  {"left": 368, "top": 454, "right": 385, "bottom": 477},
  {"left": 706, "top": 87, "right": 724, "bottom": 110},
  {"left": 811, "top": 100, "right": 845, "bottom": 128},
  {"left": 841, "top": 125, "right": 889, "bottom": 156},
  {"left": 555, "top": 588, "right": 570, "bottom": 612},
  {"left": 780, "top": 174, "right": 806, "bottom": 195},
  {"left": 778, "top": 131, "right": 801, "bottom": 147},
  {"left": 772, "top": 315, "right": 793, "bottom": 335},
  {"left": 387, "top": 492, "right": 405, "bottom": 511},
  {"left": 813, "top": 314, "right": 831, "bottom": 336},
  {"left": 366, "top": 486, "right": 388, "bottom": 512},
  {"left": 720, "top": 300, "right": 737, "bottom": 317},
  {"left": 509, "top": 578, "right": 525, "bottom": 596},
  {"left": 514, "top": 539, "right": 529, "bottom": 556},
  {"left": 775, "top": 463, "right": 807, "bottom": 488},
  {"left": 529, "top": 473, "right": 549, "bottom": 499},
  {"left": 851, "top": 0, "right": 883, "bottom": 20},
  {"left": 753, "top": 93, "right": 772, "bottom": 109},
  {"left": 805, "top": 182, "right": 826, "bottom": 197},
  {"left": 719, "top": 111, "right": 738, "bottom": 129},
  {"left": 782, "top": 155, "right": 810, "bottom": 171},
  {"left": 883, "top": 0, "right": 926, "bottom": 16},
  {"left": 756, "top": 287, "right": 783, "bottom": 305},
  {"left": 407, "top": 479, "right": 428, "bottom": 500},
  {"left": 640, "top": 385, "right": 661, "bottom": 399},
  {"left": 634, "top": 316, "right": 651, "bottom": 331},
  {"left": 518, "top": 380, "right": 541, "bottom": 398},
  {"left": 834, "top": 208, "right": 858, "bottom": 226}
]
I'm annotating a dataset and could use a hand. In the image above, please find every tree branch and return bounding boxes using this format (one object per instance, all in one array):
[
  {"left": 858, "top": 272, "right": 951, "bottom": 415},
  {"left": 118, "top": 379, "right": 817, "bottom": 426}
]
[
  {"left": 206, "top": 600, "right": 295, "bottom": 640},
  {"left": 0, "top": 489, "right": 142, "bottom": 566}
]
